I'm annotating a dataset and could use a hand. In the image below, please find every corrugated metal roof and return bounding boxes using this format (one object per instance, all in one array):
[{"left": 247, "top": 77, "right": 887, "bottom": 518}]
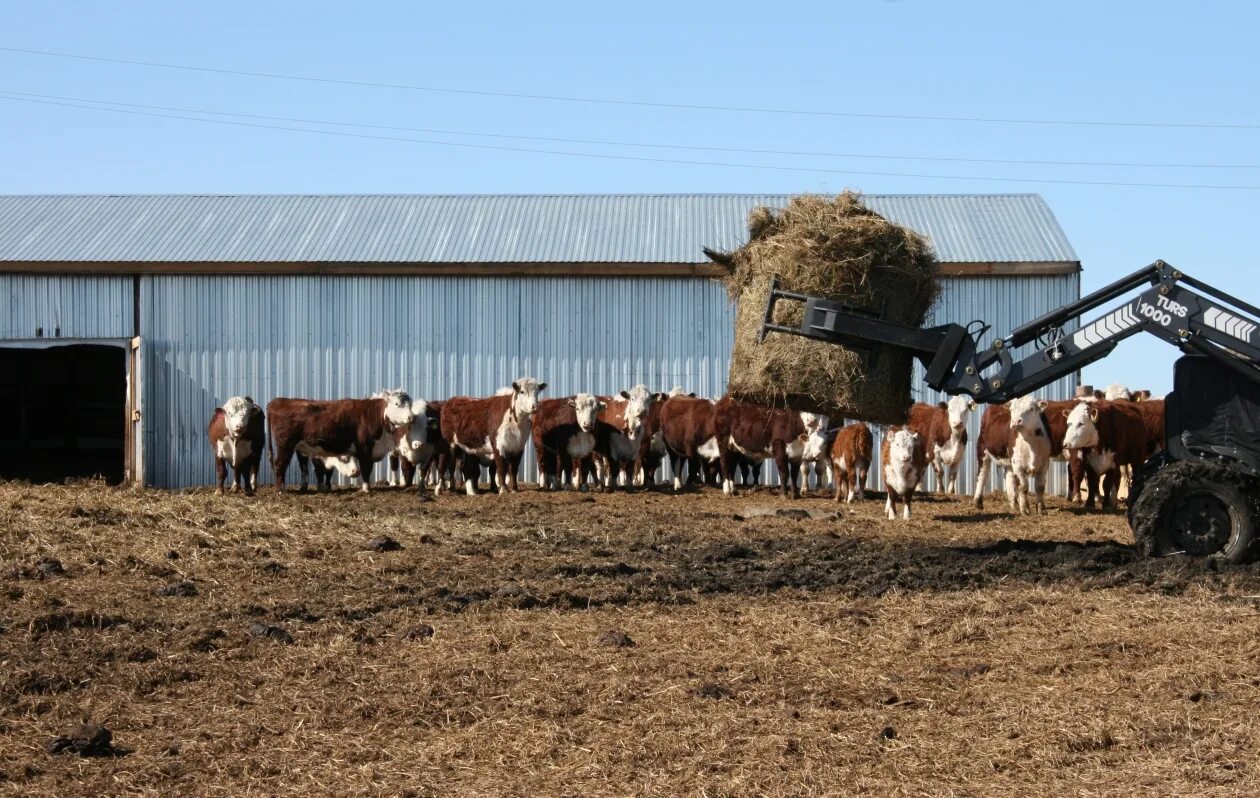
[{"left": 0, "top": 193, "right": 1078, "bottom": 266}]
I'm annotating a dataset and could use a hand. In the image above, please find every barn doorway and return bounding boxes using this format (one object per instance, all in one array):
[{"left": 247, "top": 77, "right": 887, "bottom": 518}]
[{"left": 0, "top": 344, "right": 128, "bottom": 484}]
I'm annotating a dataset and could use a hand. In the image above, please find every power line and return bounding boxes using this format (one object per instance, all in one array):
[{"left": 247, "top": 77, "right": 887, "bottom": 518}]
[
  {"left": 2, "top": 44, "right": 1258, "bottom": 131},
  {"left": 5, "top": 92, "right": 1260, "bottom": 190},
  {"left": 2, "top": 88, "right": 1255, "bottom": 171}
]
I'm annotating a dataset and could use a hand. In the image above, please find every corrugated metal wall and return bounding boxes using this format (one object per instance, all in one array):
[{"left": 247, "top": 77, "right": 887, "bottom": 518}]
[
  {"left": 0, "top": 275, "right": 132, "bottom": 339},
  {"left": 140, "top": 272, "right": 1080, "bottom": 494}
]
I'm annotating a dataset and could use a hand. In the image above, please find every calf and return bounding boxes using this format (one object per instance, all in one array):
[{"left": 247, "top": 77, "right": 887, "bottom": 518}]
[
  {"left": 830, "top": 422, "right": 873, "bottom": 503},
  {"left": 533, "top": 394, "right": 606, "bottom": 491},
  {"left": 714, "top": 397, "right": 828, "bottom": 498},
  {"left": 593, "top": 386, "right": 663, "bottom": 490},
  {"left": 440, "top": 378, "right": 546, "bottom": 495},
  {"left": 882, "top": 427, "right": 926, "bottom": 520},
  {"left": 1062, "top": 399, "right": 1157, "bottom": 508},
  {"left": 657, "top": 395, "right": 724, "bottom": 491},
  {"left": 907, "top": 396, "right": 975, "bottom": 494},
  {"left": 308, "top": 453, "right": 364, "bottom": 490},
  {"left": 1007, "top": 395, "right": 1053, "bottom": 515},
  {"left": 208, "top": 396, "right": 265, "bottom": 496},
  {"left": 266, "top": 390, "right": 416, "bottom": 493}
]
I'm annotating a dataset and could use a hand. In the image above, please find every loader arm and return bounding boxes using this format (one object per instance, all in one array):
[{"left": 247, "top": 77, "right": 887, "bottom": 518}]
[{"left": 761, "top": 260, "right": 1260, "bottom": 403}]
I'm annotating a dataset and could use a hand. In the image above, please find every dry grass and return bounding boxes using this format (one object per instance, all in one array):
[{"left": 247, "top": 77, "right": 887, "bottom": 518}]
[
  {"left": 709, "top": 192, "right": 939, "bottom": 424},
  {"left": 3, "top": 480, "right": 1260, "bottom": 796}
]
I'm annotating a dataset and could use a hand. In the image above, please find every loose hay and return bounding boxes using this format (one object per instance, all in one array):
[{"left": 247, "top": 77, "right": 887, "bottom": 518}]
[{"left": 710, "top": 192, "right": 939, "bottom": 423}]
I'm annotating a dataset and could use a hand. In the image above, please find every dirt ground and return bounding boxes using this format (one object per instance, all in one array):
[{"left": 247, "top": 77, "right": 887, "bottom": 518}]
[{"left": 3, "top": 480, "right": 1260, "bottom": 797}]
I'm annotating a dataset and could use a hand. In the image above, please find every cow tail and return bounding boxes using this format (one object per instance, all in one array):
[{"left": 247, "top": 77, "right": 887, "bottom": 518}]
[{"left": 266, "top": 417, "right": 275, "bottom": 472}]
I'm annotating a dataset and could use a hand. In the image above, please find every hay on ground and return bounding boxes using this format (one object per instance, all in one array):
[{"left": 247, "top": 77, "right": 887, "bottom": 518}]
[{"left": 709, "top": 192, "right": 939, "bottom": 424}]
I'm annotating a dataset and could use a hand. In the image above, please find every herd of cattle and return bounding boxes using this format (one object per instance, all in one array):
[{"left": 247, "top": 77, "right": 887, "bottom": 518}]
[{"left": 207, "top": 379, "right": 1162, "bottom": 521}]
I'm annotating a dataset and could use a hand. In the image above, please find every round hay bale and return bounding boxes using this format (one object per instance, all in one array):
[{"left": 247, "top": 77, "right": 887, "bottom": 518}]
[{"left": 711, "top": 192, "right": 939, "bottom": 424}]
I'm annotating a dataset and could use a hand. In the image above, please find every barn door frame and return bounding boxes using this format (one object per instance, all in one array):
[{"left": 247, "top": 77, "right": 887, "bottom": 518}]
[{"left": 126, "top": 335, "right": 144, "bottom": 486}]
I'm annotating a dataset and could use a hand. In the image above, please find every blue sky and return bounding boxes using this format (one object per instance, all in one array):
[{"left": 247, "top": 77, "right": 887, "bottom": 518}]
[{"left": 4, "top": 1, "right": 1258, "bottom": 395}]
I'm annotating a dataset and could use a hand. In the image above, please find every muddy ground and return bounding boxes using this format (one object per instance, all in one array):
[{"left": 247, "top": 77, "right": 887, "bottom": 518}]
[{"left": 3, "top": 481, "right": 1260, "bottom": 796}]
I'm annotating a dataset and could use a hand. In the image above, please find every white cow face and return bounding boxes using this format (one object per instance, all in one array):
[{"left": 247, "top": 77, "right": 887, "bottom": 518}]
[
  {"left": 945, "top": 395, "right": 975, "bottom": 433},
  {"left": 1103, "top": 383, "right": 1133, "bottom": 401},
  {"left": 886, "top": 428, "right": 920, "bottom": 466},
  {"left": 511, "top": 378, "right": 547, "bottom": 417},
  {"left": 220, "top": 395, "right": 259, "bottom": 438},
  {"left": 377, "top": 389, "right": 416, "bottom": 429},
  {"left": 568, "top": 393, "right": 605, "bottom": 432},
  {"left": 667, "top": 386, "right": 695, "bottom": 398},
  {"left": 799, "top": 412, "right": 829, "bottom": 460},
  {"left": 325, "top": 454, "right": 361, "bottom": 478},
  {"left": 617, "top": 385, "right": 663, "bottom": 440},
  {"left": 1062, "top": 400, "right": 1100, "bottom": 450},
  {"left": 1007, "top": 396, "right": 1049, "bottom": 435},
  {"left": 395, "top": 400, "right": 430, "bottom": 463}
]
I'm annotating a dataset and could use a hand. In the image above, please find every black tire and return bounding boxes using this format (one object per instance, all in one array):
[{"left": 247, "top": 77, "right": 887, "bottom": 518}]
[{"left": 1129, "top": 459, "right": 1257, "bottom": 563}]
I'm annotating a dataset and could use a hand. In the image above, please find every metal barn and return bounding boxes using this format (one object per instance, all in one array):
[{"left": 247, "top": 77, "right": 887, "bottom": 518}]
[{"left": 0, "top": 194, "right": 1080, "bottom": 493}]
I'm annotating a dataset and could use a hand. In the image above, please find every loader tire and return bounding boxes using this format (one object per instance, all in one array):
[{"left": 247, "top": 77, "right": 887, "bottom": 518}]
[{"left": 1129, "top": 459, "right": 1257, "bottom": 563}]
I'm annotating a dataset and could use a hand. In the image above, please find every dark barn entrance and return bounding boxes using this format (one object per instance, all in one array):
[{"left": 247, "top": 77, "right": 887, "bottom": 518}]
[{"left": 0, "top": 344, "right": 127, "bottom": 484}]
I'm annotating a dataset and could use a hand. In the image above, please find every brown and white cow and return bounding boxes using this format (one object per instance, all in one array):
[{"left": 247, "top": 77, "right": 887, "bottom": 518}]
[
  {"left": 593, "top": 385, "right": 663, "bottom": 490},
  {"left": 830, "top": 422, "right": 873, "bottom": 503},
  {"left": 636, "top": 387, "right": 694, "bottom": 487},
  {"left": 714, "top": 397, "right": 828, "bottom": 498},
  {"left": 906, "top": 396, "right": 975, "bottom": 494},
  {"left": 657, "top": 395, "right": 724, "bottom": 491},
  {"left": 533, "top": 393, "right": 606, "bottom": 491},
  {"left": 882, "top": 426, "right": 926, "bottom": 520},
  {"left": 440, "top": 378, "right": 546, "bottom": 495},
  {"left": 208, "top": 396, "right": 265, "bottom": 496},
  {"left": 308, "top": 453, "right": 364, "bottom": 491},
  {"left": 973, "top": 398, "right": 1086, "bottom": 509},
  {"left": 1006, "top": 395, "right": 1053, "bottom": 515},
  {"left": 266, "top": 389, "right": 416, "bottom": 493},
  {"left": 1062, "top": 399, "right": 1159, "bottom": 508}
]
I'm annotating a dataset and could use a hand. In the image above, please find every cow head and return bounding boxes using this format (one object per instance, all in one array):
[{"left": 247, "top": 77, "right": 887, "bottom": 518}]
[
  {"left": 944, "top": 395, "right": 975, "bottom": 433},
  {"left": 667, "top": 386, "right": 696, "bottom": 398},
  {"left": 376, "top": 389, "right": 417, "bottom": 429},
  {"left": 567, "top": 393, "right": 605, "bottom": 432},
  {"left": 394, "top": 399, "right": 430, "bottom": 462},
  {"left": 799, "top": 412, "right": 829, "bottom": 461},
  {"left": 324, "top": 454, "right": 361, "bottom": 478},
  {"left": 1007, "top": 395, "right": 1049, "bottom": 437},
  {"left": 1103, "top": 383, "right": 1133, "bottom": 401},
  {"left": 219, "top": 395, "right": 260, "bottom": 438},
  {"left": 616, "top": 384, "right": 663, "bottom": 441},
  {"left": 510, "top": 378, "right": 546, "bottom": 418},
  {"left": 886, "top": 428, "right": 920, "bottom": 466},
  {"left": 1062, "top": 400, "right": 1100, "bottom": 450}
]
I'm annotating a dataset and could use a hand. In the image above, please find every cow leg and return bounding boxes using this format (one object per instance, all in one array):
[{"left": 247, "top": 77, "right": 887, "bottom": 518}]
[
  {"left": 1004, "top": 470, "right": 1018, "bottom": 513},
  {"left": 1035, "top": 466, "right": 1048, "bottom": 514},
  {"left": 295, "top": 452, "right": 311, "bottom": 493},
  {"left": 931, "top": 458, "right": 945, "bottom": 494},
  {"left": 903, "top": 490, "right": 913, "bottom": 520},
  {"left": 856, "top": 462, "right": 867, "bottom": 501},
  {"left": 492, "top": 451, "right": 508, "bottom": 495},
  {"left": 214, "top": 457, "right": 228, "bottom": 496},
  {"left": 234, "top": 463, "right": 249, "bottom": 495},
  {"left": 271, "top": 443, "right": 295, "bottom": 494},
  {"left": 1103, "top": 467, "right": 1121, "bottom": 509},
  {"left": 885, "top": 490, "right": 897, "bottom": 520},
  {"left": 833, "top": 461, "right": 844, "bottom": 503},
  {"left": 973, "top": 452, "right": 990, "bottom": 509}
]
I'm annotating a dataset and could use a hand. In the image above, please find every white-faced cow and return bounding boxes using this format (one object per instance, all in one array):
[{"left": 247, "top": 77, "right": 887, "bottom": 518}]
[
  {"left": 533, "top": 393, "right": 606, "bottom": 491},
  {"left": 593, "top": 386, "right": 663, "bottom": 490},
  {"left": 308, "top": 453, "right": 364, "bottom": 491},
  {"left": 882, "top": 427, "right": 926, "bottom": 520},
  {"left": 714, "top": 397, "right": 828, "bottom": 498},
  {"left": 830, "top": 422, "right": 873, "bottom": 503},
  {"left": 440, "top": 378, "right": 547, "bottom": 495},
  {"left": 1062, "top": 399, "right": 1158, "bottom": 508},
  {"left": 208, "top": 396, "right": 265, "bottom": 495},
  {"left": 1006, "top": 395, "right": 1053, "bottom": 515},
  {"left": 388, "top": 400, "right": 454, "bottom": 495},
  {"left": 907, "top": 396, "right": 975, "bottom": 494},
  {"left": 266, "top": 390, "right": 417, "bottom": 493}
]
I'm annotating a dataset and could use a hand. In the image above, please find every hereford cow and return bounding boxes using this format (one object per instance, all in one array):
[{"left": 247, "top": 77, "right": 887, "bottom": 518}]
[
  {"left": 266, "top": 390, "right": 417, "bottom": 493},
  {"left": 208, "top": 396, "right": 265, "bottom": 496},
  {"left": 1062, "top": 399, "right": 1158, "bottom": 508},
  {"left": 634, "top": 388, "right": 694, "bottom": 487},
  {"left": 1006, "top": 395, "right": 1054, "bottom": 515},
  {"left": 882, "top": 427, "right": 926, "bottom": 520},
  {"left": 907, "top": 396, "right": 975, "bottom": 494},
  {"left": 533, "top": 394, "right": 606, "bottom": 491},
  {"left": 830, "top": 422, "right": 873, "bottom": 503},
  {"left": 973, "top": 398, "right": 1086, "bottom": 509},
  {"left": 440, "top": 378, "right": 546, "bottom": 495},
  {"left": 714, "top": 397, "right": 828, "bottom": 497},
  {"left": 592, "top": 386, "right": 663, "bottom": 490},
  {"left": 657, "top": 395, "right": 724, "bottom": 491}
]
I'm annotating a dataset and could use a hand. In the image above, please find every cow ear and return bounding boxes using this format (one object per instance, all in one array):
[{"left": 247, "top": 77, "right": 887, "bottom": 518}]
[
  {"left": 1037, "top": 400, "right": 1049, "bottom": 410},
  {"left": 243, "top": 396, "right": 254, "bottom": 405},
  {"left": 1089, "top": 407, "right": 1099, "bottom": 421},
  {"left": 597, "top": 401, "right": 607, "bottom": 411},
  {"left": 538, "top": 382, "right": 547, "bottom": 392},
  {"left": 653, "top": 392, "right": 664, "bottom": 401},
  {"left": 512, "top": 381, "right": 521, "bottom": 393},
  {"left": 213, "top": 407, "right": 224, "bottom": 416},
  {"left": 567, "top": 398, "right": 576, "bottom": 407},
  {"left": 967, "top": 400, "right": 976, "bottom": 411},
  {"left": 1062, "top": 408, "right": 1072, "bottom": 418},
  {"left": 687, "top": 392, "right": 697, "bottom": 398},
  {"left": 937, "top": 401, "right": 948, "bottom": 410},
  {"left": 619, "top": 390, "right": 631, "bottom": 400}
]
